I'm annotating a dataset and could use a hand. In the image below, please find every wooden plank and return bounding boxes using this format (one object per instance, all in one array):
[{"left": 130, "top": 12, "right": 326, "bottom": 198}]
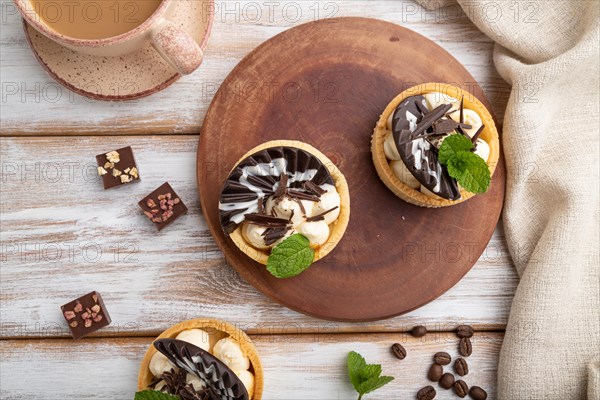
[
  {"left": 0, "top": 136, "right": 518, "bottom": 338},
  {"left": 0, "top": 0, "right": 510, "bottom": 135},
  {"left": 0, "top": 332, "right": 502, "bottom": 399}
]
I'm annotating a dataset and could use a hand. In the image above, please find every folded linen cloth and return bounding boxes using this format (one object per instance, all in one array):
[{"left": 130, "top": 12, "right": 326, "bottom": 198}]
[{"left": 414, "top": 1, "right": 600, "bottom": 398}]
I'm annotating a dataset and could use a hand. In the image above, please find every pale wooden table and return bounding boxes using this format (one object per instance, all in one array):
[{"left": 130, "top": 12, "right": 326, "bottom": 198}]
[{"left": 0, "top": 1, "right": 515, "bottom": 398}]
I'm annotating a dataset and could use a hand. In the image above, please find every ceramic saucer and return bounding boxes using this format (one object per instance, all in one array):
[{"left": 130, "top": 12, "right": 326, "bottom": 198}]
[{"left": 23, "top": 0, "right": 213, "bottom": 101}]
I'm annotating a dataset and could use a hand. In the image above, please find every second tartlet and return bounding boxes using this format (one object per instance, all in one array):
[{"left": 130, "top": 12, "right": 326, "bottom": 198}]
[{"left": 219, "top": 140, "right": 350, "bottom": 274}]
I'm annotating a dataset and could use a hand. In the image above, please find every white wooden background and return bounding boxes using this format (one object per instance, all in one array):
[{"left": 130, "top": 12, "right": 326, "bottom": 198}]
[{"left": 0, "top": 0, "right": 515, "bottom": 398}]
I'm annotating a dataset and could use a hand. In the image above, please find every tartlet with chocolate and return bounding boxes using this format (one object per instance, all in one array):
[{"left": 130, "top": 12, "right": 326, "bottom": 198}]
[
  {"left": 219, "top": 140, "right": 350, "bottom": 275},
  {"left": 138, "top": 318, "right": 264, "bottom": 400},
  {"left": 371, "top": 83, "right": 500, "bottom": 207}
]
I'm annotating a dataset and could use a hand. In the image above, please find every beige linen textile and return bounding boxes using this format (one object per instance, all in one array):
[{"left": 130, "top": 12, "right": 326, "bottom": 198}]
[{"left": 415, "top": 0, "right": 600, "bottom": 398}]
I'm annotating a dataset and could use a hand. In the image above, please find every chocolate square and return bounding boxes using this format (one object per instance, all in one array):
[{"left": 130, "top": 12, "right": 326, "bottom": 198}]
[
  {"left": 61, "top": 291, "right": 111, "bottom": 339},
  {"left": 96, "top": 146, "right": 140, "bottom": 189},
  {"left": 139, "top": 182, "right": 188, "bottom": 231}
]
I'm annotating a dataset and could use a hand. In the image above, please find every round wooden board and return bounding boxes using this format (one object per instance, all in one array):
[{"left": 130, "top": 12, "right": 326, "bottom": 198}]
[{"left": 198, "top": 17, "right": 505, "bottom": 322}]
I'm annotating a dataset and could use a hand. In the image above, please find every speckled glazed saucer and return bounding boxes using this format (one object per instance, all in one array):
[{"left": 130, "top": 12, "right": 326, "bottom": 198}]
[{"left": 23, "top": 0, "right": 213, "bottom": 101}]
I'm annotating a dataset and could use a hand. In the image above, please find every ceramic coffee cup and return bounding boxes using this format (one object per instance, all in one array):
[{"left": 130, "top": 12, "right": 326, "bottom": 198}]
[{"left": 13, "top": 0, "right": 212, "bottom": 75}]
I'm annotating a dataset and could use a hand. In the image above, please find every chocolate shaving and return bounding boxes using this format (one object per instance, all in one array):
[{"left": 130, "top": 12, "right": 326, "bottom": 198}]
[
  {"left": 287, "top": 189, "right": 320, "bottom": 202},
  {"left": 154, "top": 339, "right": 249, "bottom": 400},
  {"left": 257, "top": 197, "right": 265, "bottom": 215},
  {"left": 459, "top": 96, "right": 464, "bottom": 124},
  {"left": 306, "top": 206, "right": 339, "bottom": 222},
  {"left": 295, "top": 197, "right": 307, "bottom": 216},
  {"left": 415, "top": 99, "right": 429, "bottom": 118},
  {"left": 303, "top": 181, "right": 326, "bottom": 196},
  {"left": 273, "top": 173, "right": 288, "bottom": 198},
  {"left": 470, "top": 124, "right": 485, "bottom": 144},
  {"left": 244, "top": 213, "right": 289, "bottom": 227},
  {"left": 263, "top": 226, "right": 292, "bottom": 245},
  {"left": 433, "top": 119, "right": 460, "bottom": 135},
  {"left": 412, "top": 103, "right": 452, "bottom": 137},
  {"left": 154, "top": 368, "right": 213, "bottom": 400}
]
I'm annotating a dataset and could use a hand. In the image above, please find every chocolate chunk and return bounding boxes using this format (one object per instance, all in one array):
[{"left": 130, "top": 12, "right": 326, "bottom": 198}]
[
  {"left": 95, "top": 146, "right": 140, "bottom": 190},
  {"left": 219, "top": 146, "right": 334, "bottom": 234},
  {"left": 61, "top": 291, "right": 111, "bottom": 339},
  {"left": 391, "top": 95, "right": 461, "bottom": 201},
  {"left": 139, "top": 182, "right": 187, "bottom": 231},
  {"left": 411, "top": 325, "right": 427, "bottom": 337},
  {"left": 439, "top": 372, "right": 455, "bottom": 389},
  {"left": 154, "top": 338, "right": 249, "bottom": 400}
]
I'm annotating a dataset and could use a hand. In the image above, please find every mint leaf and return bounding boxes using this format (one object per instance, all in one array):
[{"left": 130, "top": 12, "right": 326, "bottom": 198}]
[
  {"left": 357, "top": 375, "right": 395, "bottom": 396},
  {"left": 438, "top": 133, "right": 491, "bottom": 193},
  {"left": 438, "top": 134, "right": 473, "bottom": 165},
  {"left": 266, "top": 234, "right": 314, "bottom": 278},
  {"left": 348, "top": 351, "right": 367, "bottom": 389},
  {"left": 347, "top": 351, "right": 394, "bottom": 400},
  {"left": 134, "top": 390, "right": 179, "bottom": 400},
  {"left": 447, "top": 151, "right": 491, "bottom": 193}
]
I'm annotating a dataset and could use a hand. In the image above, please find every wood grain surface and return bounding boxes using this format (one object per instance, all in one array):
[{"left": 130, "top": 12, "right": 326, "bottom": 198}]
[
  {"left": 1, "top": 0, "right": 515, "bottom": 397},
  {"left": 199, "top": 17, "right": 505, "bottom": 321},
  {"left": 0, "top": 332, "right": 503, "bottom": 399},
  {"left": 1, "top": 135, "right": 516, "bottom": 338},
  {"left": 0, "top": 0, "right": 510, "bottom": 136}
]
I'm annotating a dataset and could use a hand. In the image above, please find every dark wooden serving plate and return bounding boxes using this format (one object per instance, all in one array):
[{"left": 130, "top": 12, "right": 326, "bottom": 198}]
[{"left": 198, "top": 17, "right": 505, "bottom": 322}]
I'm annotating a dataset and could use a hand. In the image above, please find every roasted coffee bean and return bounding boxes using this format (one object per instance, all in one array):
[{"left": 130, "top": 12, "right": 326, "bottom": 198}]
[
  {"left": 427, "top": 363, "right": 443, "bottom": 382},
  {"left": 459, "top": 337, "right": 473, "bottom": 356},
  {"left": 469, "top": 386, "right": 488, "bottom": 400},
  {"left": 456, "top": 325, "right": 474, "bottom": 338},
  {"left": 391, "top": 343, "right": 407, "bottom": 360},
  {"left": 454, "top": 380, "right": 469, "bottom": 398},
  {"left": 439, "top": 372, "right": 455, "bottom": 389},
  {"left": 411, "top": 325, "right": 427, "bottom": 337},
  {"left": 454, "top": 357, "right": 469, "bottom": 376},
  {"left": 434, "top": 351, "right": 451, "bottom": 365},
  {"left": 416, "top": 385, "right": 436, "bottom": 400}
]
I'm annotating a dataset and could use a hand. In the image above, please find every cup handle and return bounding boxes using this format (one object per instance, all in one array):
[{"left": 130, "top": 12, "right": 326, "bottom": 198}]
[{"left": 150, "top": 19, "right": 203, "bottom": 75}]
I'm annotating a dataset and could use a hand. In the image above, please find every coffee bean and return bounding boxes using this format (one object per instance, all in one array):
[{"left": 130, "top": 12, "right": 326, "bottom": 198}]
[
  {"left": 454, "top": 357, "right": 469, "bottom": 376},
  {"left": 411, "top": 325, "right": 427, "bottom": 338},
  {"left": 439, "top": 372, "right": 455, "bottom": 389},
  {"left": 454, "top": 380, "right": 469, "bottom": 398},
  {"left": 469, "top": 386, "right": 488, "bottom": 400},
  {"left": 459, "top": 337, "right": 472, "bottom": 356},
  {"left": 391, "top": 343, "right": 407, "bottom": 360},
  {"left": 427, "top": 363, "right": 443, "bottom": 382},
  {"left": 433, "top": 351, "right": 451, "bottom": 365},
  {"left": 456, "top": 325, "right": 474, "bottom": 338},
  {"left": 416, "top": 385, "right": 436, "bottom": 400}
]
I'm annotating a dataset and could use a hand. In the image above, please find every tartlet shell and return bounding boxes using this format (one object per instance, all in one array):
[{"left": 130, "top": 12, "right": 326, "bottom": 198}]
[
  {"left": 371, "top": 82, "right": 500, "bottom": 208},
  {"left": 227, "top": 140, "right": 350, "bottom": 265},
  {"left": 137, "top": 318, "right": 264, "bottom": 400}
]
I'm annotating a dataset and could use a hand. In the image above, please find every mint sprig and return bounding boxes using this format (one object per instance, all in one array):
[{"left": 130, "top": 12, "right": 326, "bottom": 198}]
[
  {"left": 438, "top": 134, "right": 491, "bottom": 194},
  {"left": 347, "top": 351, "right": 394, "bottom": 400},
  {"left": 266, "top": 234, "right": 314, "bottom": 278},
  {"left": 134, "top": 390, "right": 179, "bottom": 400}
]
